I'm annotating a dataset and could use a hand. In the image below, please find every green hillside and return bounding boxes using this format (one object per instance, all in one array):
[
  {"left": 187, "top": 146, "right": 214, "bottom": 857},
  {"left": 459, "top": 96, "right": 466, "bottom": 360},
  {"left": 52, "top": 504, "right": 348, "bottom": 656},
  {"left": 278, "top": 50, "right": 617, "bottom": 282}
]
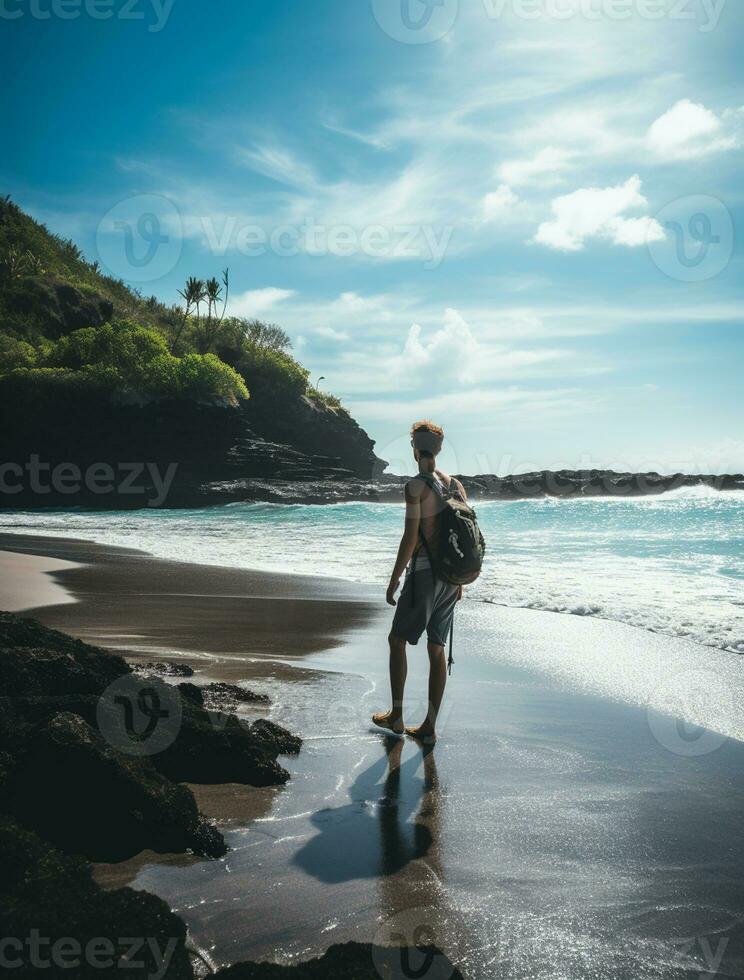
[{"left": 0, "top": 195, "right": 336, "bottom": 411}]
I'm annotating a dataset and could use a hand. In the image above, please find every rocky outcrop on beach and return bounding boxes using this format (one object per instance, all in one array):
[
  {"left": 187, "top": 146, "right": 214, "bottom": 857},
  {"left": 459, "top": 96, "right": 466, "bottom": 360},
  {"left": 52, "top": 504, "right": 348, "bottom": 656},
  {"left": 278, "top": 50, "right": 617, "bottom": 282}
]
[
  {"left": 11, "top": 711, "right": 226, "bottom": 862},
  {"left": 153, "top": 691, "right": 300, "bottom": 787},
  {"left": 0, "top": 610, "right": 310, "bottom": 976},
  {"left": 0, "top": 816, "right": 194, "bottom": 979},
  {"left": 0, "top": 612, "right": 301, "bottom": 861},
  {"left": 213, "top": 942, "right": 465, "bottom": 979},
  {"left": 0, "top": 611, "right": 455, "bottom": 980}
]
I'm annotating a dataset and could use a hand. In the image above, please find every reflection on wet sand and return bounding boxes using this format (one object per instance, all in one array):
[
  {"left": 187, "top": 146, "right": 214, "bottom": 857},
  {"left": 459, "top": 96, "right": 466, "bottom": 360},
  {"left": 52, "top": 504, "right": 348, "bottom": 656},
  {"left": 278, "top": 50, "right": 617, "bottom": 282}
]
[{"left": 293, "top": 736, "right": 439, "bottom": 884}]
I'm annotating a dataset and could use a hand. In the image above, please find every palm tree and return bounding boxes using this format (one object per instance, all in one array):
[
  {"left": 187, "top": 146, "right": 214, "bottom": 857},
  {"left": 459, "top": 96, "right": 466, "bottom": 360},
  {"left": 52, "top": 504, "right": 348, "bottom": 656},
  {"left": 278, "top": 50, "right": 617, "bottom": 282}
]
[
  {"left": 202, "top": 269, "right": 230, "bottom": 354},
  {"left": 171, "top": 276, "right": 206, "bottom": 353}
]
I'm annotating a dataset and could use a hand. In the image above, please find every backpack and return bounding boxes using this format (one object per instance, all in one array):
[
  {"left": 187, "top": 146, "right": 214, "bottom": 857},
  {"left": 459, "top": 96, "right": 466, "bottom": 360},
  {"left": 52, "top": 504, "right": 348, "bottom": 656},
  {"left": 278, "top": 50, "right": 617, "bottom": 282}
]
[{"left": 417, "top": 474, "right": 486, "bottom": 587}]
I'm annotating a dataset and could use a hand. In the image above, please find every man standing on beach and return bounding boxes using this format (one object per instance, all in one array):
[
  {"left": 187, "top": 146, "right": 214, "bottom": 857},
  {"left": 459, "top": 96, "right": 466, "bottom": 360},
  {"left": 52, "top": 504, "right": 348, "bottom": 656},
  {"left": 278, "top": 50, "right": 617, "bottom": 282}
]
[{"left": 373, "top": 420, "right": 466, "bottom": 743}]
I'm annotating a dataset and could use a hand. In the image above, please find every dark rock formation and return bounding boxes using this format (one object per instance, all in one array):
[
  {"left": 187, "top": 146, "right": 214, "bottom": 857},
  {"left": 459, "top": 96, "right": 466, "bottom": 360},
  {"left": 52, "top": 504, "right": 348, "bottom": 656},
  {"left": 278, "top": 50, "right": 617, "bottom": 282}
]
[
  {"left": 0, "top": 611, "right": 129, "bottom": 697},
  {"left": 201, "top": 682, "right": 271, "bottom": 710},
  {"left": 0, "top": 817, "right": 193, "bottom": 979},
  {"left": 213, "top": 941, "right": 465, "bottom": 979},
  {"left": 249, "top": 718, "right": 302, "bottom": 756},
  {"left": 154, "top": 704, "right": 300, "bottom": 787},
  {"left": 134, "top": 661, "right": 195, "bottom": 678},
  {"left": 457, "top": 469, "right": 744, "bottom": 500},
  {"left": 0, "top": 613, "right": 302, "bottom": 863},
  {"left": 242, "top": 393, "right": 384, "bottom": 480},
  {"left": 167, "top": 468, "right": 744, "bottom": 507},
  {"left": 11, "top": 711, "right": 226, "bottom": 861},
  {"left": 0, "top": 393, "right": 387, "bottom": 509}
]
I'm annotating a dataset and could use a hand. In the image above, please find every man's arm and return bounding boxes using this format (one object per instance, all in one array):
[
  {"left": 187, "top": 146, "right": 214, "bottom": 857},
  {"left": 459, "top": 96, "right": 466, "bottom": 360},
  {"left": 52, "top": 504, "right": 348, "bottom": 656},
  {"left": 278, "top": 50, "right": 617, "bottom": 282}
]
[{"left": 386, "top": 480, "right": 421, "bottom": 606}]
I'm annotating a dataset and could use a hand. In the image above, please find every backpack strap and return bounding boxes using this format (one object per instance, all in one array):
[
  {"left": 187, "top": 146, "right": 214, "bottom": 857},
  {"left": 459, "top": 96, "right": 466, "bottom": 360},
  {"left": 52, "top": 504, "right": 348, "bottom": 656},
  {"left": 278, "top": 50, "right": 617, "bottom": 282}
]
[
  {"left": 410, "top": 475, "right": 439, "bottom": 605},
  {"left": 448, "top": 613, "right": 455, "bottom": 675}
]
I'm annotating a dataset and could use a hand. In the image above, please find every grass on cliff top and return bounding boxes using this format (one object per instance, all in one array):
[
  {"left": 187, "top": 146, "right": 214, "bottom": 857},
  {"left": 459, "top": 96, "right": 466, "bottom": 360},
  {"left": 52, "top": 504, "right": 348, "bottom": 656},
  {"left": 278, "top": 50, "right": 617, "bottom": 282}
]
[
  {"left": 0, "top": 196, "right": 344, "bottom": 411},
  {"left": 0, "top": 194, "right": 178, "bottom": 332}
]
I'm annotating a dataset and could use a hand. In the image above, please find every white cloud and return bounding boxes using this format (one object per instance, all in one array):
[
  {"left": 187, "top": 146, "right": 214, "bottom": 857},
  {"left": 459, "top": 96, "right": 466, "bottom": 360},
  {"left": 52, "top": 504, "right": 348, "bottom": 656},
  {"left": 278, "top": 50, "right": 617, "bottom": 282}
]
[
  {"left": 498, "top": 146, "right": 574, "bottom": 187},
  {"left": 228, "top": 287, "right": 295, "bottom": 317},
  {"left": 482, "top": 184, "right": 519, "bottom": 221},
  {"left": 349, "top": 385, "right": 604, "bottom": 426},
  {"left": 381, "top": 309, "right": 571, "bottom": 390},
  {"left": 236, "top": 144, "right": 319, "bottom": 193},
  {"left": 311, "top": 325, "right": 350, "bottom": 342},
  {"left": 647, "top": 99, "right": 740, "bottom": 160},
  {"left": 533, "top": 175, "right": 665, "bottom": 252}
]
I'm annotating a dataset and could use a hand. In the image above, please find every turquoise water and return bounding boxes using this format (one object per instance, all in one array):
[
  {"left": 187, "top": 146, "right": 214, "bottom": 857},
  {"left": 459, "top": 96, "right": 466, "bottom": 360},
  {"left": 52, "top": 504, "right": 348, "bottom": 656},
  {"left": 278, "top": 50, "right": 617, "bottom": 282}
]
[{"left": 2, "top": 484, "right": 743, "bottom": 653}]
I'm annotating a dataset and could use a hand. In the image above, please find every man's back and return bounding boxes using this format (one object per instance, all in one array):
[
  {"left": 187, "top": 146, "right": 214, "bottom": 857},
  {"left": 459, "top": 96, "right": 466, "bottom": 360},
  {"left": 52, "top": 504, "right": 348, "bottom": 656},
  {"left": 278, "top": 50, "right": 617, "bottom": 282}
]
[{"left": 408, "top": 469, "right": 467, "bottom": 554}]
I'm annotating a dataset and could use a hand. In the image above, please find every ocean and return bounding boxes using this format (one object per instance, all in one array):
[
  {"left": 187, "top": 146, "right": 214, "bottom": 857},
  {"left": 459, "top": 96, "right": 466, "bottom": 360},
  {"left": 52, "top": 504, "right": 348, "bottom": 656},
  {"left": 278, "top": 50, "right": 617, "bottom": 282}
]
[{"left": 3, "top": 484, "right": 743, "bottom": 655}]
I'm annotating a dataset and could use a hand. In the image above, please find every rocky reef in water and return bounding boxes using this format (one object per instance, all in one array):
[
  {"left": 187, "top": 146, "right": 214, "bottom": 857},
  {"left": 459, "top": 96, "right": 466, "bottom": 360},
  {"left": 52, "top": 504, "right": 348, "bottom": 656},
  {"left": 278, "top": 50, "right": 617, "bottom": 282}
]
[{"left": 185, "top": 468, "right": 744, "bottom": 507}]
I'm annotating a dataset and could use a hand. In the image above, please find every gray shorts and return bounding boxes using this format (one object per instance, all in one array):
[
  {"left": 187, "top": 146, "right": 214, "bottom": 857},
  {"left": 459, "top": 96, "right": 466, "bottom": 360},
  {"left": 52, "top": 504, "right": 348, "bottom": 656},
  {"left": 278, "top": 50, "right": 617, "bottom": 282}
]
[{"left": 391, "top": 569, "right": 458, "bottom": 647}]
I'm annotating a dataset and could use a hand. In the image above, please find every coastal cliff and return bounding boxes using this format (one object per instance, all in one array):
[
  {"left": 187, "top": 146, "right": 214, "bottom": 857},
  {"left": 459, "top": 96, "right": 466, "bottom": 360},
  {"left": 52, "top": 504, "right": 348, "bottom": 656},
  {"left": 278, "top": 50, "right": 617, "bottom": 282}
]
[{"left": 0, "top": 196, "right": 386, "bottom": 509}]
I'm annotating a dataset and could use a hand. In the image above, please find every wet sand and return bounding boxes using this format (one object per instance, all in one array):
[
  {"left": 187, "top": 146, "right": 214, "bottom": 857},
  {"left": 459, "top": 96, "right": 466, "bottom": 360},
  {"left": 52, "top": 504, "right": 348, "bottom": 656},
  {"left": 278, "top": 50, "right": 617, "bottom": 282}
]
[
  {"left": 0, "top": 532, "right": 376, "bottom": 682},
  {"left": 3, "top": 532, "right": 744, "bottom": 978}
]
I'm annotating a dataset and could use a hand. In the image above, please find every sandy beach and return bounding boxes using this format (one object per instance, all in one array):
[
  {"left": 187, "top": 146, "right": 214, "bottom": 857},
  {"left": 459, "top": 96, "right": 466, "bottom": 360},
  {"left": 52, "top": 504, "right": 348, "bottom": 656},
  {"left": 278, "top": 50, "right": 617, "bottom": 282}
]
[
  {"left": 0, "top": 533, "right": 376, "bottom": 681},
  {"left": 2, "top": 531, "right": 744, "bottom": 979}
]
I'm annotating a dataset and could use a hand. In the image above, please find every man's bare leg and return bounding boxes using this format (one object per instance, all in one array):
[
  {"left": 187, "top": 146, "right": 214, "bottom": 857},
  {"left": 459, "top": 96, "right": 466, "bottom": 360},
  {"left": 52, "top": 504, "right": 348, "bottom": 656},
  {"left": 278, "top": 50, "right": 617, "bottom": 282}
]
[
  {"left": 372, "top": 633, "right": 407, "bottom": 734},
  {"left": 406, "top": 642, "right": 446, "bottom": 742}
]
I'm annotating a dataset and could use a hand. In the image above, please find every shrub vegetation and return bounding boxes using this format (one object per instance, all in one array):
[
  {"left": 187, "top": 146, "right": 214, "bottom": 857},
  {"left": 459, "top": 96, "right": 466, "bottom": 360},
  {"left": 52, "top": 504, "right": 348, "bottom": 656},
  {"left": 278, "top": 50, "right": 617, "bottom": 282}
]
[
  {"left": 0, "top": 195, "right": 346, "bottom": 411},
  {"left": 1, "top": 321, "right": 248, "bottom": 405}
]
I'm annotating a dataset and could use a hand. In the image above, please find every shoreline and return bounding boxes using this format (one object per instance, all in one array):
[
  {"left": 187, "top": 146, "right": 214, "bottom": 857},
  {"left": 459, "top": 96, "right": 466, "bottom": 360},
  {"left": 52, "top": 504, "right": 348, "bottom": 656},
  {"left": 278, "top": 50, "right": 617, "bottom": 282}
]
[
  {"left": 3, "top": 528, "right": 743, "bottom": 733},
  {"left": 0, "top": 532, "right": 378, "bottom": 685}
]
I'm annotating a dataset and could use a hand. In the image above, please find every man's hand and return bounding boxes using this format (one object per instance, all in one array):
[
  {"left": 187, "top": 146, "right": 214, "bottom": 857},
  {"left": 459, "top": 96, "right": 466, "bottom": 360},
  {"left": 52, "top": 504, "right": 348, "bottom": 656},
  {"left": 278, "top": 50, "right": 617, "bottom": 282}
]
[{"left": 386, "top": 580, "right": 400, "bottom": 606}]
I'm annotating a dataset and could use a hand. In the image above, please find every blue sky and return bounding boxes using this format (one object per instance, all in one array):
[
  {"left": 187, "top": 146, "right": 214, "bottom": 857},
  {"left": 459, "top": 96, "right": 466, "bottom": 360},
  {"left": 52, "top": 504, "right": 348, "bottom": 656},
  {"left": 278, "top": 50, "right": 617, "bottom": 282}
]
[{"left": 2, "top": 0, "right": 743, "bottom": 475}]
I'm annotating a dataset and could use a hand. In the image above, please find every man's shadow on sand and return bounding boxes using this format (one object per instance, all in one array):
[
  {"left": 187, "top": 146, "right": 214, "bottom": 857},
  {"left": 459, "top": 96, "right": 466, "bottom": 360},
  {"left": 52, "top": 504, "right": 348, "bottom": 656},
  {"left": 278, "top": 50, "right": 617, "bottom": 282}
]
[{"left": 292, "top": 737, "right": 439, "bottom": 883}]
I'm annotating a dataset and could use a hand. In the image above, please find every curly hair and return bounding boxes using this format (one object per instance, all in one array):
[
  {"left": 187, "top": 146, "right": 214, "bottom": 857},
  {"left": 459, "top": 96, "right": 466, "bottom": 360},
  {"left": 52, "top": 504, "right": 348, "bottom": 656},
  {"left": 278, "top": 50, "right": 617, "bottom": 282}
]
[{"left": 411, "top": 420, "right": 444, "bottom": 458}]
